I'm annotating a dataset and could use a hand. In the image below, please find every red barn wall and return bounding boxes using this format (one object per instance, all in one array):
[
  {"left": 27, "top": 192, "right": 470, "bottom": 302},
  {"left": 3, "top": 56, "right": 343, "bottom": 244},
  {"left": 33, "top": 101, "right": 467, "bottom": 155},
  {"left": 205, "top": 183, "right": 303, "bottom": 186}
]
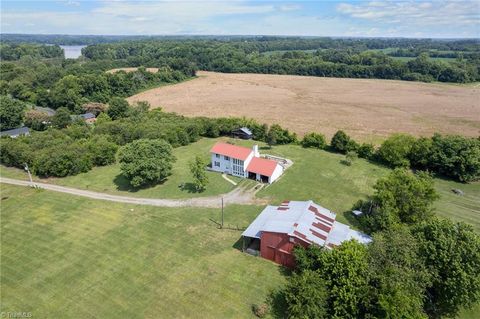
[{"left": 260, "top": 232, "right": 309, "bottom": 268}]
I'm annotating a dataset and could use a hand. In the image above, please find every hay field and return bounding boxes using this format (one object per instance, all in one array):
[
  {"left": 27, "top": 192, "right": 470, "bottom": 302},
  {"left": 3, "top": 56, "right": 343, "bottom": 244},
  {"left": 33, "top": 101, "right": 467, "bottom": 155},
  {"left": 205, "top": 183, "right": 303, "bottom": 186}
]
[{"left": 128, "top": 71, "right": 480, "bottom": 142}]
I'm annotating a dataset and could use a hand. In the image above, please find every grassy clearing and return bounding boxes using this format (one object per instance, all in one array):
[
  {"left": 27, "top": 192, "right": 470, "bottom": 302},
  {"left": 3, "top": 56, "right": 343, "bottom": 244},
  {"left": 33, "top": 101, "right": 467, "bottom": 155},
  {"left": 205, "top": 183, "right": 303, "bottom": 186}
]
[
  {"left": 0, "top": 138, "right": 239, "bottom": 199},
  {"left": 434, "top": 178, "right": 480, "bottom": 232},
  {"left": 1, "top": 138, "right": 479, "bottom": 318},
  {"left": 1, "top": 137, "right": 478, "bottom": 230},
  {"left": 459, "top": 304, "right": 480, "bottom": 319},
  {"left": 0, "top": 184, "right": 284, "bottom": 318},
  {"left": 211, "top": 138, "right": 388, "bottom": 226}
]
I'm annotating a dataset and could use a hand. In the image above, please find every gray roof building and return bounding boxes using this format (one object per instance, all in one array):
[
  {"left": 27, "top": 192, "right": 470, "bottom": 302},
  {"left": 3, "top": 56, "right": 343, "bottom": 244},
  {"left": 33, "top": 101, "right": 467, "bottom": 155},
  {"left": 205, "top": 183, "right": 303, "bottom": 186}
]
[
  {"left": 242, "top": 200, "right": 372, "bottom": 248},
  {"left": 0, "top": 127, "right": 30, "bottom": 138}
]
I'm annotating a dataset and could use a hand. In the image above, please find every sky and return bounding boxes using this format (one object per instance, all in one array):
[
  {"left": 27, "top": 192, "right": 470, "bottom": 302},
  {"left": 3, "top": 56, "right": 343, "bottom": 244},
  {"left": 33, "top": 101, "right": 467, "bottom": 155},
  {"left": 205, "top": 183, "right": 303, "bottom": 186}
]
[{"left": 1, "top": 0, "right": 479, "bottom": 38}]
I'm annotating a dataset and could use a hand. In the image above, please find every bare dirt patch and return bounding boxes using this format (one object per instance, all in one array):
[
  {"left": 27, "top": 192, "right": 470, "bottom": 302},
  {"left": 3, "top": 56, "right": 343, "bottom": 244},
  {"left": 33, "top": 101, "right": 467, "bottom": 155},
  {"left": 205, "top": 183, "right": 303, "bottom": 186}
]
[{"left": 128, "top": 71, "right": 480, "bottom": 142}]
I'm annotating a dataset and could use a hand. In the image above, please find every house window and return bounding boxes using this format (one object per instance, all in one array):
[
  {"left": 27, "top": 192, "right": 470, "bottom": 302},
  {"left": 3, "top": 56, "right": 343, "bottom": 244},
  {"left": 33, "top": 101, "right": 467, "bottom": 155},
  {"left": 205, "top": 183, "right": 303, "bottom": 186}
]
[
  {"left": 215, "top": 154, "right": 220, "bottom": 158},
  {"left": 214, "top": 161, "right": 220, "bottom": 167},
  {"left": 224, "top": 156, "right": 230, "bottom": 160}
]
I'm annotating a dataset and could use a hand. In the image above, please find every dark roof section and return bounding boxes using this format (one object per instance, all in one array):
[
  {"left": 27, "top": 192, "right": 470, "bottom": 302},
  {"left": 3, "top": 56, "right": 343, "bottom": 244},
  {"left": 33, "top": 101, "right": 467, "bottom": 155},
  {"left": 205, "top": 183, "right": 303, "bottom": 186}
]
[
  {"left": 0, "top": 127, "right": 30, "bottom": 137},
  {"left": 80, "top": 112, "right": 96, "bottom": 119}
]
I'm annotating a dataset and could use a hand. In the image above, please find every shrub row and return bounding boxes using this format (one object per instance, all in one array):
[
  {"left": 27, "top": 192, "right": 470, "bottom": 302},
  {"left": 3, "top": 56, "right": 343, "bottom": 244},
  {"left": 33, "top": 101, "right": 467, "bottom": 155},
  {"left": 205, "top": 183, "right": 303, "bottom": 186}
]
[
  {"left": 301, "top": 130, "right": 480, "bottom": 182},
  {"left": 0, "top": 107, "right": 295, "bottom": 177}
]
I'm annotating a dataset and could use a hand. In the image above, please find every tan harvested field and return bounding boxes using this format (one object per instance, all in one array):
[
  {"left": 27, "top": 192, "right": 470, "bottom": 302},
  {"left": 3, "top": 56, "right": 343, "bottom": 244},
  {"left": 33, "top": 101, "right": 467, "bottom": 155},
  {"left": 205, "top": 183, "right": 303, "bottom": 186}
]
[
  {"left": 106, "top": 67, "right": 159, "bottom": 73},
  {"left": 128, "top": 71, "right": 480, "bottom": 141}
]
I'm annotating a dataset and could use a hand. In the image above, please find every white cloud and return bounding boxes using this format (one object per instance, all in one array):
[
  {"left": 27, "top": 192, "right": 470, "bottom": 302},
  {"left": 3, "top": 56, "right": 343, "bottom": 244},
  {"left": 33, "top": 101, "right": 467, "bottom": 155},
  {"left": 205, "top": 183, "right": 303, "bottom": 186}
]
[
  {"left": 92, "top": 1, "right": 276, "bottom": 20},
  {"left": 336, "top": 1, "right": 479, "bottom": 27},
  {"left": 0, "top": 0, "right": 478, "bottom": 37},
  {"left": 66, "top": 1, "right": 80, "bottom": 6},
  {"left": 1, "top": 1, "right": 279, "bottom": 35},
  {"left": 278, "top": 4, "right": 302, "bottom": 12}
]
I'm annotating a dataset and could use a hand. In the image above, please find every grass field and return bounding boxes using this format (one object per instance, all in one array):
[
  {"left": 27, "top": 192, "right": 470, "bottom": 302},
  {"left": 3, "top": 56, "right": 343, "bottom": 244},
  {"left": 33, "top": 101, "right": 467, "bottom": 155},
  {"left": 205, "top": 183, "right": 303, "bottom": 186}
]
[
  {"left": 127, "top": 71, "right": 480, "bottom": 142},
  {"left": 2, "top": 137, "right": 479, "bottom": 231},
  {"left": 434, "top": 177, "right": 480, "bottom": 232},
  {"left": 0, "top": 138, "right": 240, "bottom": 199},
  {"left": 1, "top": 137, "right": 479, "bottom": 318},
  {"left": 227, "top": 139, "right": 480, "bottom": 230},
  {"left": 1, "top": 179, "right": 478, "bottom": 318},
  {"left": 0, "top": 184, "right": 284, "bottom": 318}
]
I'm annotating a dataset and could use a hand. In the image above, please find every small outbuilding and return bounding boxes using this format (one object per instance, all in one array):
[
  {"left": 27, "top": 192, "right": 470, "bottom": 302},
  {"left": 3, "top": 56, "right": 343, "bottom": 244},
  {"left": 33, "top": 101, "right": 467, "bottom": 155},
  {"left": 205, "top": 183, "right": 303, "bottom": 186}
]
[
  {"left": 242, "top": 200, "right": 372, "bottom": 268},
  {"left": 71, "top": 113, "right": 96, "bottom": 124},
  {"left": 232, "top": 127, "right": 253, "bottom": 140},
  {"left": 0, "top": 127, "right": 30, "bottom": 138}
]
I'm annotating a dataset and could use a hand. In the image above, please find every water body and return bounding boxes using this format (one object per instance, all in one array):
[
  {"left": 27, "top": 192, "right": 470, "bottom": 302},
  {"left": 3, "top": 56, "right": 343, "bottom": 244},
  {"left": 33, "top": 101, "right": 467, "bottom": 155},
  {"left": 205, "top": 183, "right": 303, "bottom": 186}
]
[{"left": 60, "top": 45, "right": 87, "bottom": 59}]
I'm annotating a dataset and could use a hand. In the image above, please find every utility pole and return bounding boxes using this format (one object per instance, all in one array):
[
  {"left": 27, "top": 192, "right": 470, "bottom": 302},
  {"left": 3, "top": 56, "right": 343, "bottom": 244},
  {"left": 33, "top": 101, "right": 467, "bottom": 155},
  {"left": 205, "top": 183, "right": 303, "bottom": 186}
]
[
  {"left": 221, "top": 197, "right": 224, "bottom": 229},
  {"left": 24, "top": 163, "right": 34, "bottom": 186}
]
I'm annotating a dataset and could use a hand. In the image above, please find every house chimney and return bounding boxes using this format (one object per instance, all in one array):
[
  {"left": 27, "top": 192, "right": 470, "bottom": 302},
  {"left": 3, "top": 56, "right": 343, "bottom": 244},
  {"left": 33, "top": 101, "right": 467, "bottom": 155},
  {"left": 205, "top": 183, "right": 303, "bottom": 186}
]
[{"left": 253, "top": 144, "right": 260, "bottom": 157}]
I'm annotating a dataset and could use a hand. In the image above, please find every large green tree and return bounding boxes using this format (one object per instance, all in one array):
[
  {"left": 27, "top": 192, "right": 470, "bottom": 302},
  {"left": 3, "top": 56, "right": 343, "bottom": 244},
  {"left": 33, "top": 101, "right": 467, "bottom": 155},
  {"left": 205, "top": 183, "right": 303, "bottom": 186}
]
[
  {"left": 412, "top": 219, "right": 480, "bottom": 318},
  {"left": 376, "top": 134, "right": 416, "bottom": 167},
  {"left": 189, "top": 155, "right": 208, "bottom": 192},
  {"left": 50, "top": 75, "right": 84, "bottom": 112},
  {"left": 330, "top": 130, "right": 358, "bottom": 154},
  {"left": 366, "top": 227, "right": 430, "bottom": 319},
  {"left": 359, "top": 169, "right": 438, "bottom": 232},
  {"left": 0, "top": 95, "right": 26, "bottom": 131},
  {"left": 87, "top": 135, "right": 118, "bottom": 166},
  {"left": 293, "top": 241, "right": 369, "bottom": 318},
  {"left": 118, "top": 139, "right": 175, "bottom": 187},
  {"left": 302, "top": 132, "right": 327, "bottom": 149},
  {"left": 284, "top": 270, "right": 328, "bottom": 319},
  {"left": 51, "top": 107, "right": 71, "bottom": 129},
  {"left": 430, "top": 134, "right": 480, "bottom": 182},
  {"left": 107, "top": 97, "right": 130, "bottom": 120}
]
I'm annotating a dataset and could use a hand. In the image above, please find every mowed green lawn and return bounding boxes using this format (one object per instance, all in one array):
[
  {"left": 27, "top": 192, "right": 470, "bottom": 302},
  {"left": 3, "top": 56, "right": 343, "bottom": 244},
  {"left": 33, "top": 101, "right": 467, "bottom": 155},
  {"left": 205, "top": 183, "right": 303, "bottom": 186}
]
[
  {"left": 0, "top": 138, "right": 239, "bottom": 199},
  {"left": 223, "top": 139, "right": 480, "bottom": 231},
  {"left": 434, "top": 178, "right": 480, "bottom": 232},
  {"left": 0, "top": 184, "right": 284, "bottom": 318},
  {"left": 1, "top": 136, "right": 479, "bottom": 231}
]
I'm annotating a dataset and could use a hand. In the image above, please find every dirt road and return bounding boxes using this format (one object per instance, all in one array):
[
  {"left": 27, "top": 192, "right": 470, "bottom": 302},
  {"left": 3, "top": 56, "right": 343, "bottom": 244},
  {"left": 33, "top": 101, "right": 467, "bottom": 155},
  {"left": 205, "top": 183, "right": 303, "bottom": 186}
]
[
  {"left": 0, "top": 177, "right": 263, "bottom": 208},
  {"left": 128, "top": 71, "right": 480, "bottom": 142}
]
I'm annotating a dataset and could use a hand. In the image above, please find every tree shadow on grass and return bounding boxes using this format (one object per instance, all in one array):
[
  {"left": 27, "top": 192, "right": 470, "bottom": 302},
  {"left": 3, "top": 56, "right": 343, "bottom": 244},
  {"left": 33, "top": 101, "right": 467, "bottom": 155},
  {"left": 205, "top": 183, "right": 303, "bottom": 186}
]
[
  {"left": 179, "top": 182, "right": 205, "bottom": 194},
  {"left": 267, "top": 277, "right": 289, "bottom": 319},
  {"left": 113, "top": 173, "right": 168, "bottom": 193}
]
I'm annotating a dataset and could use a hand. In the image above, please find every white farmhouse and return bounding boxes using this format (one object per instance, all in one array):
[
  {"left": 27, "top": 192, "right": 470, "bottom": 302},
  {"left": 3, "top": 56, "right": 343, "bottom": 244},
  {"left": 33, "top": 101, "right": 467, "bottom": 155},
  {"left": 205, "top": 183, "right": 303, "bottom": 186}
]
[{"left": 210, "top": 142, "right": 284, "bottom": 183}]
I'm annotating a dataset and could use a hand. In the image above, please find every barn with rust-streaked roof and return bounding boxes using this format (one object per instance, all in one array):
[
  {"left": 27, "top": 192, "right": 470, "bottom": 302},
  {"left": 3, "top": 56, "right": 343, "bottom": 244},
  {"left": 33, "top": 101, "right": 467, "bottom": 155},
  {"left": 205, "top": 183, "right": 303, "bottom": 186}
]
[{"left": 242, "top": 200, "right": 371, "bottom": 268}]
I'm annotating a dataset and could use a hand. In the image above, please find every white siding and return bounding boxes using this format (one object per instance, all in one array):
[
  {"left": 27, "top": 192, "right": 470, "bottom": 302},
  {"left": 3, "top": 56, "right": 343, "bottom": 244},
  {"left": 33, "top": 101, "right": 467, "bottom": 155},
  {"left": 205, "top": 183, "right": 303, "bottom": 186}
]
[
  {"left": 211, "top": 153, "right": 231, "bottom": 174},
  {"left": 243, "top": 152, "right": 254, "bottom": 171},
  {"left": 211, "top": 152, "right": 252, "bottom": 177},
  {"left": 269, "top": 164, "right": 284, "bottom": 183}
]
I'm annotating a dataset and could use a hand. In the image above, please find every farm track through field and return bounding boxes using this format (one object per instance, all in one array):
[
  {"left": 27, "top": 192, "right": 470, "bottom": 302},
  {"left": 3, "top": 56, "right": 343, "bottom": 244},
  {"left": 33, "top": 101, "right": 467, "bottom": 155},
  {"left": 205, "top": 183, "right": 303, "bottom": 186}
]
[{"left": 0, "top": 177, "right": 266, "bottom": 208}]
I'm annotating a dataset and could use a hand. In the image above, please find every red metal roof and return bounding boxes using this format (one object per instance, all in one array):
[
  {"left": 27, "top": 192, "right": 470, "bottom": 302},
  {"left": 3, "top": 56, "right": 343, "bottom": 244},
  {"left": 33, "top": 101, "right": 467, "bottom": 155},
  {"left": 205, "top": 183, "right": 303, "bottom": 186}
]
[
  {"left": 210, "top": 142, "right": 252, "bottom": 161},
  {"left": 309, "top": 205, "right": 335, "bottom": 224},
  {"left": 246, "top": 157, "right": 278, "bottom": 177}
]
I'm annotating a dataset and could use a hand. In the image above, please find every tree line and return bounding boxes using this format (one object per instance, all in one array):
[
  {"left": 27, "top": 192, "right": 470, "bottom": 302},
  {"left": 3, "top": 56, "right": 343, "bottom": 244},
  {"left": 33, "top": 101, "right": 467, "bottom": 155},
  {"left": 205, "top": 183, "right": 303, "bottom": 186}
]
[
  {"left": 0, "top": 43, "right": 64, "bottom": 60},
  {"left": 81, "top": 39, "right": 479, "bottom": 83},
  {"left": 300, "top": 130, "right": 479, "bottom": 183},
  {"left": 3, "top": 34, "right": 479, "bottom": 52},
  {"left": 0, "top": 59, "right": 191, "bottom": 115},
  {"left": 0, "top": 100, "right": 296, "bottom": 185}
]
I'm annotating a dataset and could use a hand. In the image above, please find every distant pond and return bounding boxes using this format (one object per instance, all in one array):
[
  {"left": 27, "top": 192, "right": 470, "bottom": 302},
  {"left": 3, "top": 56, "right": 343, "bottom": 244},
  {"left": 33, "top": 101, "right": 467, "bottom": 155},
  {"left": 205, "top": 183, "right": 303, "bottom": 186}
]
[{"left": 60, "top": 45, "right": 87, "bottom": 59}]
